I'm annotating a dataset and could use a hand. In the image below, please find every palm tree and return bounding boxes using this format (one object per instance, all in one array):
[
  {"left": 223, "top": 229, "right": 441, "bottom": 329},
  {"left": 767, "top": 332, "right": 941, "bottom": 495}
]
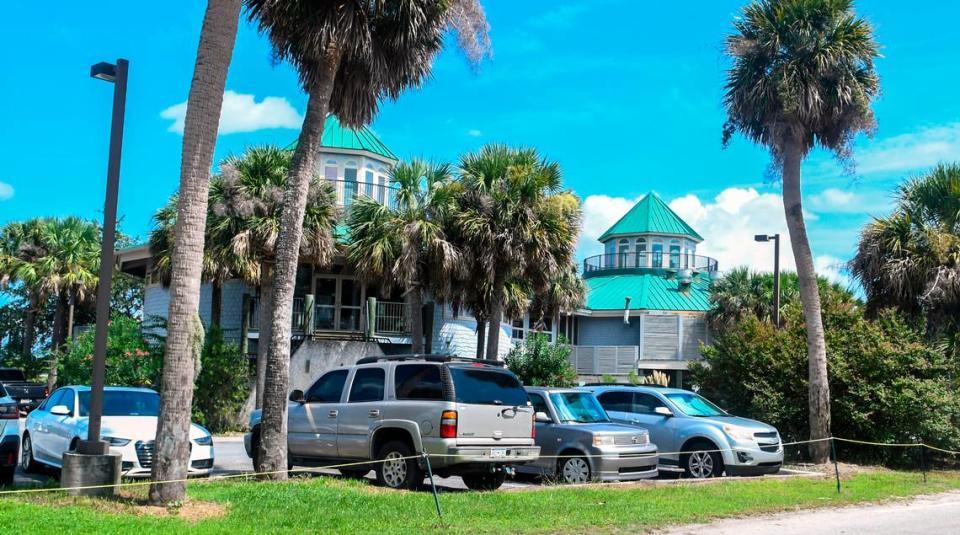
[
  {"left": 528, "top": 262, "right": 585, "bottom": 331},
  {"left": 0, "top": 219, "right": 48, "bottom": 358},
  {"left": 721, "top": 0, "right": 880, "bottom": 463},
  {"left": 245, "top": 0, "right": 488, "bottom": 477},
  {"left": 207, "top": 146, "right": 339, "bottom": 408},
  {"left": 347, "top": 159, "right": 461, "bottom": 353},
  {"left": 151, "top": 0, "right": 243, "bottom": 505},
  {"left": 850, "top": 163, "right": 960, "bottom": 350},
  {"left": 457, "top": 144, "right": 581, "bottom": 360}
]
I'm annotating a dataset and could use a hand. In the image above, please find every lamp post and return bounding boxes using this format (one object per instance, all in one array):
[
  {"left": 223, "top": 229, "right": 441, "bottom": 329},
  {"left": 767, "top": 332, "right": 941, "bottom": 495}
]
[
  {"left": 754, "top": 233, "right": 781, "bottom": 328},
  {"left": 79, "top": 59, "right": 129, "bottom": 455}
]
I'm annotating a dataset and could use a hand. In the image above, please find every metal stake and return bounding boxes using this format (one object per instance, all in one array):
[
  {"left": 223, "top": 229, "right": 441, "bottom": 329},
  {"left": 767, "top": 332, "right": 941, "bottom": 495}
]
[
  {"left": 422, "top": 452, "right": 444, "bottom": 524},
  {"left": 830, "top": 437, "right": 841, "bottom": 494},
  {"left": 920, "top": 444, "right": 927, "bottom": 484}
]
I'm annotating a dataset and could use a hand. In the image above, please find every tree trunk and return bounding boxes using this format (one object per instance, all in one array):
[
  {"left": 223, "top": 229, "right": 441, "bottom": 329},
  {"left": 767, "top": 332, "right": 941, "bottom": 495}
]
[
  {"left": 474, "top": 316, "right": 486, "bottom": 359},
  {"left": 149, "top": 0, "right": 241, "bottom": 505},
  {"left": 210, "top": 281, "right": 222, "bottom": 329},
  {"left": 782, "top": 138, "right": 831, "bottom": 464},
  {"left": 22, "top": 293, "right": 38, "bottom": 358},
  {"left": 47, "top": 291, "right": 68, "bottom": 391},
  {"left": 485, "top": 274, "right": 506, "bottom": 360},
  {"left": 66, "top": 287, "right": 76, "bottom": 343},
  {"left": 408, "top": 287, "right": 425, "bottom": 353},
  {"left": 257, "top": 47, "right": 341, "bottom": 478},
  {"left": 255, "top": 261, "right": 274, "bottom": 409}
]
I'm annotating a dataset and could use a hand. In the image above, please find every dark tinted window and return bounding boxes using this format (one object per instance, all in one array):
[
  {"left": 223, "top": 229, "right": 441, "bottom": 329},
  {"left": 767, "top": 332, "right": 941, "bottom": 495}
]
[
  {"left": 597, "top": 391, "right": 632, "bottom": 412},
  {"left": 633, "top": 393, "right": 668, "bottom": 414},
  {"left": 78, "top": 391, "right": 160, "bottom": 417},
  {"left": 306, "top": 370, "right": 349, "bottom": 403},
  {"left": 0, "top": 385, "right": 6, "bottom": 398},
  {"left": 349, "top": 368, "right": 385, "bottom": 403},
  {"left": 394, "top": 364, "right": 444, "bottom": 401},
  {"left": 61, "top": 389, "right": 76, "bottom": 414},
  {"left": 45, "top": 389, "right": 66, "bottom": 411},
  {"left": 450, "top": 367, "right": 527, "bottom": 406},
  {"left": 528, "top": 393, "right": 550, "bottom": 415},
  {"left": 0, "top": 369, "right": 25, "bottom": 382}
]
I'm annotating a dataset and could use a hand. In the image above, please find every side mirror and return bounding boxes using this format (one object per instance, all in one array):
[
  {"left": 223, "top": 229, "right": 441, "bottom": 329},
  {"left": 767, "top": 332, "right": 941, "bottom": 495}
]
[
  {"left": 288, "top": 390, "right": 305, "bottom": 404},
  {"left": 654, "top": 406, "right": 674, "bottom": 417},
  {"left": 535, "top": 411, "right": 552, "bottom": 423},
  {"left": 50, "top": 405, "right": 71, "bottom": 416}
]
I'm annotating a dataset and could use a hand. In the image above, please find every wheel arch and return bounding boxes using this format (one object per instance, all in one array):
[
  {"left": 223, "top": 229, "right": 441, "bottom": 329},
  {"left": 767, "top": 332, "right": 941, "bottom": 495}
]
[{"left": 370, "top": 422, "right": 422, "bottom": 459}]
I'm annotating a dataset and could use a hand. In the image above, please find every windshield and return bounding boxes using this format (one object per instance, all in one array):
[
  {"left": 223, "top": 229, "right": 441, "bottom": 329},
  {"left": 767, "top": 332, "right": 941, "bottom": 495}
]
[
  {"left": 0, "top": 369, "right": 25, "bottom": 382},
  {"left": 665, "top": 392, "right": 727, "bottom": 417},
  {"left": 549, "top": 392, "right": 609, "bottom": 423},
  {"left": 78, "top": 391, "right": 160, "bottom": 417},
  {"left": 449, "top": 367, "right": 528, "bottom": 406}
]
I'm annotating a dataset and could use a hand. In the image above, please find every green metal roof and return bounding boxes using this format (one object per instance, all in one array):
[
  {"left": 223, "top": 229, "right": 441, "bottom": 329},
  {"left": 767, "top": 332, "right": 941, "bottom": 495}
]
[
  {"left": 598, "top": 192, "right": 703, "bottom": 242},
  {"left": 287, "top": 115, "right": 398, "bottom": 161},
  {"left": 584, "top": 272, "right": 711, "bottom": 311}
]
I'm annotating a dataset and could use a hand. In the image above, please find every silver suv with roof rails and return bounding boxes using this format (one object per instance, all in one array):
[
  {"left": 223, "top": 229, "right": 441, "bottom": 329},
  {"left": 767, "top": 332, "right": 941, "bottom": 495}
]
[
  {"left": 587, "top": 385, "right": 783, "bottom": 478},
  {"left": 246, "top": 354, "right": 540, "bottom": 490}
]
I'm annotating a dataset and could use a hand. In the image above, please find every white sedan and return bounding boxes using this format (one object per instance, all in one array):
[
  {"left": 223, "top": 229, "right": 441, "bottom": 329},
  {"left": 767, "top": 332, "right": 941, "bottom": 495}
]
[{"left": 21, "top": 386, "right": 214, "bottom": 478}]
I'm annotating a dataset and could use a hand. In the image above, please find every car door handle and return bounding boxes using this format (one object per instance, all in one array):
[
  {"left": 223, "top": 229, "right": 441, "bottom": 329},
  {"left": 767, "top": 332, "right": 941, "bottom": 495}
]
[
  {"left": 328, "top": 410, "right": 338, "bottom": 418},
  {"left": 368, "top": 409, "right": 380, "bottom": 418}
]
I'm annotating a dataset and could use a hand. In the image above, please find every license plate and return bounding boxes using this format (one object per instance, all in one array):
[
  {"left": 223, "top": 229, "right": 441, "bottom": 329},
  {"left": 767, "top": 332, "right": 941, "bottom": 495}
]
[{"left": 490, "top": 448, "right": 507, "bottom": 458}]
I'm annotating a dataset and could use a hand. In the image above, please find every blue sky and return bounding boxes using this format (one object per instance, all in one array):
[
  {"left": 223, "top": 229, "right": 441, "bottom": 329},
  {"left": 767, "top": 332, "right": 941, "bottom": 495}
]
[{"left": 2, "top": 1, "right": 959, "bottom": 285}]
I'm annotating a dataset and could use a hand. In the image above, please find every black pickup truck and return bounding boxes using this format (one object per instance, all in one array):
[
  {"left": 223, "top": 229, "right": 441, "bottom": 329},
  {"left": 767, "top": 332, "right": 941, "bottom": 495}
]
[{"left": 0, "top": 368, "right": 47, "bottom": 414}]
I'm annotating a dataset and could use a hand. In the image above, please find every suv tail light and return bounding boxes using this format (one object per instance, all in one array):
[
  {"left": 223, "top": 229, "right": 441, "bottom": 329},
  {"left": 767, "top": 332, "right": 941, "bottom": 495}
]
[
  {"left": 0, "top": 403, "right": 18, "bottom": 420},
  {"left": 531, "top": 413, "right": 536, "bottom": 439},
  {"left": 439, "top": 410, "right": 458, "bottom": 439}
]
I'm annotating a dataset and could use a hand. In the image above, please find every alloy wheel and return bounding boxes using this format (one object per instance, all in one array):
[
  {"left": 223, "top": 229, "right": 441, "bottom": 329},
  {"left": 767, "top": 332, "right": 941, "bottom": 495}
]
[
  {"left": 561, "top": 457, "right": 590, "bottom": 484},
  {"left": 21, "top": 436, "right": 32, "bottom": 467},
  {"left": 688, "top": 450, "right": 714, "bottom": 478},
  {"left": 381, "top": 451, "right": 408, "bottom": 488}
]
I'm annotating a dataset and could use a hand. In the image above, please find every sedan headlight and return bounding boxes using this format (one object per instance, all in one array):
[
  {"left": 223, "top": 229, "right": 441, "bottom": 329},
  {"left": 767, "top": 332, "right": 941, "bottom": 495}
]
[
  {"left": 722, "top": 425, "right": 755, "bottom": 443},
  {"left": 103, "top": 436, "right": 131, "bottom": 446},
  {"left": 194, "top": 435, "right": 213, "bottom": 446},
  {"left": 593, "top": 435, "right": 616, "bottom": 446}
]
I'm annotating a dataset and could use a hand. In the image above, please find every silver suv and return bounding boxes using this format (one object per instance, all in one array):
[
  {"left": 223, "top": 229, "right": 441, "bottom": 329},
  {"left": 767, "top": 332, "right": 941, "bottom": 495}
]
[
  {"left": 245, "top": 355, "right": 540, "bottom": 490},
  {"left": 517, "top": 387, "right": 658, "bottom": 483},
  {"left": 588, "top": 386, "right": 783, "bottom": 478}
]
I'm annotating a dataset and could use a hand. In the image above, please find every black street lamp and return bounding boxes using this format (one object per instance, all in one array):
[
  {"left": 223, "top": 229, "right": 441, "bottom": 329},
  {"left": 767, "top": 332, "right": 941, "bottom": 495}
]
[
  {"left": 754, "top": 233, "right": 781, "bottom": 328},
  {"left": 78, "top": 59, "right": 129, "bottom": 455}
]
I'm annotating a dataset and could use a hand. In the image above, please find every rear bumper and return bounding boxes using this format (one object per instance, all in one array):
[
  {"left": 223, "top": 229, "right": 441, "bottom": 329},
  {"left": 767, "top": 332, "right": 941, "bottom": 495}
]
[{"left": 423, "top": 439, "right": 540, "bottom": 468}]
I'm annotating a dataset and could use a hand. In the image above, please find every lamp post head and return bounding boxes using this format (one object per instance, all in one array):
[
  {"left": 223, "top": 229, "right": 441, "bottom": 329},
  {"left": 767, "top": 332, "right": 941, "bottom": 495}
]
[
  {"left": 754, "top": 234, "right": 769, "bottom": 242},
  {"left": 90, "top": 62, "right": 117, "bottom": 82}
]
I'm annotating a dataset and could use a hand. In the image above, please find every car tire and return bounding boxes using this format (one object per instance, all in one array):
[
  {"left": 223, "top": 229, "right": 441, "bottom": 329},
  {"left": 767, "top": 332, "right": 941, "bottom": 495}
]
[
  {"left": 559, "top": 456, "right": 592, "bottom": 484},
  {"left": 461, "top": 471, "right": 507, "bottom": 491},
  {"left": 21, "top": 433, "right": 41, "bottom": 474},
  {"left": 375, "top": 440, "right": 422, "bottom": 490},
  {"left": 682, "top": 441, "right": 722, "bottom": 479},
  {"left": 0, "top": 465, "right": 14, "bottom": 486}
]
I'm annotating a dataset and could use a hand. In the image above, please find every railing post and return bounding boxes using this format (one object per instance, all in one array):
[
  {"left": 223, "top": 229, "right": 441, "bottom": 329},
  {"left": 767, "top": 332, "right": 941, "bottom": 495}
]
[
  {"left": 366, "top": 297, "right": 377, "bottom": 340},
  {"left": 304, "top": 294, "right": 315, "bottom": 336}
]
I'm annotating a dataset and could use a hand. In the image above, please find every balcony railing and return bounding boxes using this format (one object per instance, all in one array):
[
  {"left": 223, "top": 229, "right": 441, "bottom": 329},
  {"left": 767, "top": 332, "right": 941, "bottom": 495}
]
[
  {"left": 373, "top": 301, "right": 409, "bottom": 335},
  {"left": 248, "top": 297, "right": 305, "bottom": 333},
  {"left": 582, "top": 252, "right": 718, "bottom": 277},
  {"left": 248, "top": 296, "right": 411, "bottom": 338},
  {"left": 323, "top": 179, "right": 398, "bottom": 209}
]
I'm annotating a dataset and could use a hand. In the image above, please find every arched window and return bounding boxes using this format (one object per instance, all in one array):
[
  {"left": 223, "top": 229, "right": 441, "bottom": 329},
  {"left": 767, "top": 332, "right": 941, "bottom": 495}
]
[
  {"left": 344, "top": 161, "right": 358, "bottom": 206},
  {"left": 636, "top": 238, "right": 647, "bottom": 267},
  {"left": 669, "top": 239, "right": 681, "bottom": 268},
  {"left": 651, "top": 239, "right": 664, "bottom": 268},
  {"left": 618, "top": 239, "right": 630, "bottom": 267}
]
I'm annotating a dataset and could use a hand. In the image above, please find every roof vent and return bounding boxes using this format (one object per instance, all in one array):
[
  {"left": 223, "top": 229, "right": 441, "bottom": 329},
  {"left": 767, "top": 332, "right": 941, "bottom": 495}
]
[{"left": 677, "top": 269, "right": 694, "bottom": 289}]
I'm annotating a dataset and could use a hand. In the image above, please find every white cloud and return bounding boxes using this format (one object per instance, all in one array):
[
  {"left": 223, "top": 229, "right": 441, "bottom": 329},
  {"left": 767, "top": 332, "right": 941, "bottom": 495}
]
[
  {"left": 580, "top": 188, "right": 850, "bottom": 282},
  {"left": 160, "top": 90, "right": 303, "bottom": 135},
  {"left": 530, "top": 4, "right": 590, "bottom": 29},
  {"left": 467, "top": 129, "right": 482, "bottom": 137},
  {"left": 855, "top": 121, "right": 960, "bottom": 175},
  {"left": 814, "top": 254, "right": 852, "bottom": 287},
  {"left": 808, "top": 187, "right": 858, "bottom": 213},
  {"left": 0, "top": 181, "right": 12, "bottom": 200}
]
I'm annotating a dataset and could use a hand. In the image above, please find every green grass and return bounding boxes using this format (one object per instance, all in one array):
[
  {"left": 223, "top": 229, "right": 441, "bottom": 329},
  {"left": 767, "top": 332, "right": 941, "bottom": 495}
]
[{"left": 2, "top": 471, "right": 959, "bottom": 534}]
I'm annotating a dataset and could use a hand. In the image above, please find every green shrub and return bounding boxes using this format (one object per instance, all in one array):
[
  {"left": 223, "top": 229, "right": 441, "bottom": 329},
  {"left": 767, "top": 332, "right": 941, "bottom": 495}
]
[
  {"left": 56, "top": 315, "right": 163, "bottom": 388},
  {"left": 505, "top": 334, "right": 577, "bottom": 387},
  {"left": 689, "top": 306, "right": 960, "bottom": 466},
  {"left": 192, "top": 327, "right": 250, "bottom": 433}
]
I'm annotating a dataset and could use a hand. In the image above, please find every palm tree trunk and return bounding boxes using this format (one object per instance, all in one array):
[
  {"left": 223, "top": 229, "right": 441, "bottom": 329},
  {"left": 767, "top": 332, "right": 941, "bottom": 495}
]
[
  {"left": 66, "top": 287, "right": 76, "bottom": 343},
  {"left": 47, "top": 291, "right": 68, "bottom": 391},
  {"left": 149, "top": 0, "right": 241, "bottom": 505},
  {"left": 782, "top": 138, "right": 831, "bottom": 464},
  {"left": 255, "top": 261, "right": 274, "bottom": 409},
  {"left": 474, "top": 316, "right": 486, "bottom": 359},
  {"left": 257, "top": 45, "right": 342, "bottom": 479},
  {"left": 210, "top": 280, "right": 223, "bottom": 329},
  {"left": 485, "top": 274, "right": 506, "bottom": 360},
  {"left": 408, "top": 287, "right": 425, "bottom": 353},
  {"left": 22, "top": 293, "right": 38, "bottom": 358}
]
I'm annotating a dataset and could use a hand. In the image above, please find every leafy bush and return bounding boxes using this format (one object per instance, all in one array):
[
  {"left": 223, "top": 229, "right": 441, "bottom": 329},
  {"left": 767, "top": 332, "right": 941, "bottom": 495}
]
[
  {"left": 689, "top": 303, "right": 960, "bottom": 466},
  {"left": 505, "top": 334, "right": 577, "bottom": 387},
  {"left": 56, "top": 315, "right": 163, "bottom": 388},
  {"left": 192, "top": 327, "right": 250, "bottom": 433}
]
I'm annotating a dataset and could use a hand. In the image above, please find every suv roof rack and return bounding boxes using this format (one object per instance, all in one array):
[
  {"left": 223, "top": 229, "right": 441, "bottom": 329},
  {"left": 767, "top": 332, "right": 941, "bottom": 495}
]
[
  {"left": 355, "top": 354, "right": 506, "bottom": 367},
  {"left": 582, "top": 383, "right": 671, "bottom": 388}
]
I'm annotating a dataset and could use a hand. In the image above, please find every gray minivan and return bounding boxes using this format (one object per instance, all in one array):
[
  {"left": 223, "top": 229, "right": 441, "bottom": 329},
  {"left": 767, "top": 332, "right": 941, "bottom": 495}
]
[{"left": 246, "top": 355, "right": 540, "bottom": 490}]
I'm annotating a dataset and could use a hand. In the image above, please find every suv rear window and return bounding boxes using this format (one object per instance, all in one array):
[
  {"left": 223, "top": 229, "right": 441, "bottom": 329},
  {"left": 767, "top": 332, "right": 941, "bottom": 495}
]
[
  {"left": 394, "top": 364, "right": 444, "bottom": 400},
  {"left": 449, "top": 367, "right": 527, "bottom": 406}
]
